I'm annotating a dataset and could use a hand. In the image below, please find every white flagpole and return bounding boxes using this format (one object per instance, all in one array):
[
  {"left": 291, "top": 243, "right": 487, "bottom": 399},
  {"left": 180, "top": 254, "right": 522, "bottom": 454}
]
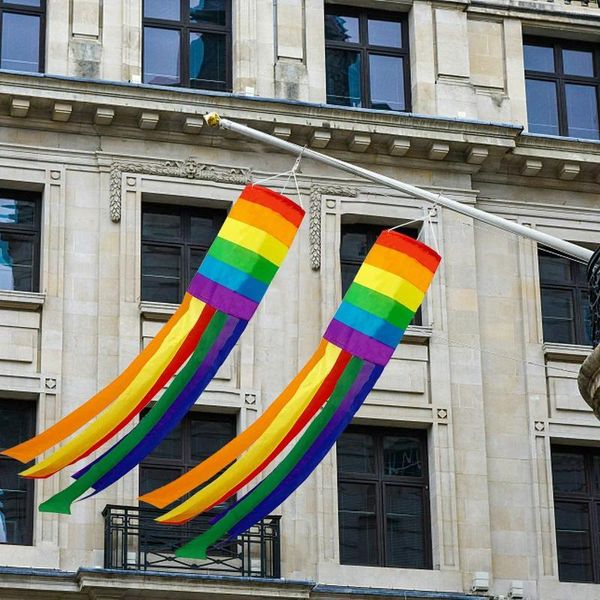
[{"left": 204, "top": 113, "right": 594, "bottom": 264}]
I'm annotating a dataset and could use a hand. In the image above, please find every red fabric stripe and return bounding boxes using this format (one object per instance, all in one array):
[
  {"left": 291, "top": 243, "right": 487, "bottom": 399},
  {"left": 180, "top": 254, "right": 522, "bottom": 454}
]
[{"left": 241, "top": 184, "right": 304, "bottom": 228}]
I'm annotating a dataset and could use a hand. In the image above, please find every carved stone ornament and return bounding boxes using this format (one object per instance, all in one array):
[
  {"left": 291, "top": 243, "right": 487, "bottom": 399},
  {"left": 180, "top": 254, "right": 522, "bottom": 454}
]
[
  {"left": 109, "top": 159, "right": 252, "bottom": 222},
  {"left": 309, "top": 185, "right": 358, "bottom": 270}
]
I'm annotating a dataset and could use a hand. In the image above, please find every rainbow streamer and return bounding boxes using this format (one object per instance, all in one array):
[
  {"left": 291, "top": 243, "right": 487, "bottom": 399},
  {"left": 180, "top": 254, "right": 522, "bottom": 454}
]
[
  {"left": 2, "top": 185, "right": 304, "bottom": 507},
  {"left": 140, "top": 231, "right": 440, "bottom": 558}
]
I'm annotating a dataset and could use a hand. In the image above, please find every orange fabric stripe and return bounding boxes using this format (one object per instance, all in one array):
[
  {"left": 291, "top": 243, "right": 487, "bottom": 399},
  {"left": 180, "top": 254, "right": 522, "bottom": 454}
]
[
  {"left": 1, "top": 295, "right": 193, "bottom": 464},
  {"left": 228, "top": 199, "right": 298, "bottom": 247},
  {"left": 139, "top": 339, "right": 329, "bottom": 508},
  {"left": 364, "top": 244, "right": 435, "bottom": 293}
]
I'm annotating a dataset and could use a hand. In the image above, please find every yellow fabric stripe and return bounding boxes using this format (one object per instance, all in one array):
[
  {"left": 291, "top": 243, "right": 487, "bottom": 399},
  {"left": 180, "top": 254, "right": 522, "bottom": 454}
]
[
  {"left": 157, "top": 342, "right": 343, "bottom": 523},
  {"left": 21, "top": 298, "right": 207, "bottom": 478},
  {"left": 217, "top": 217, "right": 288, "bottom": 266},
  {"left": 354, "top": 263, "right": 425, "bottom": 312}
]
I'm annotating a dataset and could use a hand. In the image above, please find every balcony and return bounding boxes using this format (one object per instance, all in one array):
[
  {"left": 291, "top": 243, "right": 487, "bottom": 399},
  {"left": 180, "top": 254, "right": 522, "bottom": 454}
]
[{"left": 103, "top": 505, "right": 281, "bottom": 578}]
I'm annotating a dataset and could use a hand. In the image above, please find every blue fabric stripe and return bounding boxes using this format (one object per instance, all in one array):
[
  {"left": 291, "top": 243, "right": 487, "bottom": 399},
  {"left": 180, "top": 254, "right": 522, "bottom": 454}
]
[
  {"left": 333, "top": 301, "right": 404, "bottom": 348},
  {"left": 198, "top": 254, "right": 268, "bottom": 303}
]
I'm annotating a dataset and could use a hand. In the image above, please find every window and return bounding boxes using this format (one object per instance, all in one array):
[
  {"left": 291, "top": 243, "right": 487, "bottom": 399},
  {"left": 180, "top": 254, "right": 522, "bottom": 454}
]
[
  {"left": 0, "top": 1, "right": 45, "bottom": 73},
  {"left": 141, "top": 202, "right": 226, "bottom": 304},
  {"left": 139, "top": 411, "right": 236, "bottom": 505},
  {"left": 325, "top": 5, "right": 410, "bottom": 111},
  {"left": 142, "top": 0, "right": 231, "bottom": 91},
  {"left": 551, "top": 445, "right": 600, "bottom": 583},
  {"left": 0, "top": 399, "right": 35, "bottom": 545},
  {"left": 337, "top": 426, "right": 431, "bottom": 569},
  {"left": 340, "top": 223, "right": 422, "bottom": 326},
  {"left": 538, "top": 250, "right": 592, "bottom": 346},
  {"left": 0, "top": 189, "right": 41, "bottom": 293},
  {"left": 524, "top": 38, "right": 599, "bottom": 140}
]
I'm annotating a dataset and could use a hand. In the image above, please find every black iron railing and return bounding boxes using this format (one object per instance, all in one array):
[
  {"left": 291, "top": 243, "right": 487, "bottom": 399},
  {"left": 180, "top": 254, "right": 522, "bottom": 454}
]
[
  {"left": 589, "top": 248, "right": 600, "bottom": 348},
  {"left": 102, "top": 505, "right": 281, "bottom": 578}
]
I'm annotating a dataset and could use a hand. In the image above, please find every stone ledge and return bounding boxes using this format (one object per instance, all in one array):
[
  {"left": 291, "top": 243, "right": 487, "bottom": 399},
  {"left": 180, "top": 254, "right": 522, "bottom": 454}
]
[
  {"left": 0, "top": 290, "right": 45, "bottom": 311},
  {"left": 543, "top": 342, "right": 593, "bottom": 363},
  {"left": 139, "top": 300, "right": 178, "bottom": 321},
  {"left": 578, "top": 345, "right": 600, "bottom": 419}
]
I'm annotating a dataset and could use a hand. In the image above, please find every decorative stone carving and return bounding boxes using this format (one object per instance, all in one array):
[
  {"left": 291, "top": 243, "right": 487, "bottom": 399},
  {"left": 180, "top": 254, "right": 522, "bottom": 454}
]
[
  {"left": 534, "top": 421, "right": 546, "bottom": 432},
  {"left": 109, "top": 159, "right": 252, "bottom": 222},
  {"left": 244, "top": 393, "right": 257, "bottom": 406},
  {"left": 309, "top": 185, "right": 358, "bottom": 270},
  {"left": 437, "top": 408, "right": 448, "bottom": 420},
  {"left": 589, "top": 247, "right": 600, "bottom": 348},
  {"left": 44, "top": 377, "right": 57, "bottom": 392}
]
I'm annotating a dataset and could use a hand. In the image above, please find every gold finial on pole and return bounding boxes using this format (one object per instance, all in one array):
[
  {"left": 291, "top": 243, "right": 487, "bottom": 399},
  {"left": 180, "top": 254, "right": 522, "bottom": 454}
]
[{"left": 204, "top": 112, "right": 221, "bottom": 128}]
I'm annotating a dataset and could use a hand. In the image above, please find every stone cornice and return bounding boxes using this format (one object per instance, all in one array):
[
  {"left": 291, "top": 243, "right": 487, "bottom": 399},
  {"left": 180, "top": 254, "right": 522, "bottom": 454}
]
[{"left": 1, "top": 72, "right": 600, "bottom": 184}]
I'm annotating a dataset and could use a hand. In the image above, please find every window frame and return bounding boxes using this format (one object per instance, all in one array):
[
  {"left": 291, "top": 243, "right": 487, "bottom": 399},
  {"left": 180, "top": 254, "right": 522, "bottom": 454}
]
[
  {"left": 0, "top": 0, "right": 46, "bottom": 74},
  {"left": 524, "top": 36, "right": 600, "bottom": 139},
  {"left": 538, "top": 249, "right": 591, "bottom": 346},
  {"left": 324, "top": 4, "right": 411, "bottom": 112},
  {"left": 142, "top": 0, "right": 232, "bottom": 91},
  {"left": 551, "top": 444, "right": 600, "bottom": 583},
  {"left": 141, "top": 201, "right": 226, "bottom": 304},
  {"left": 337, "top": 425, "right": 432, "bottom": 569},
  {"left": 0, "top": 398, "right": 36, "bottom": 546},
  {"left": 340, "top": 222, "right": 422, "bottom": 326},
  {"left": 0, "top": 188, "right": 42, "bottom": 294}
]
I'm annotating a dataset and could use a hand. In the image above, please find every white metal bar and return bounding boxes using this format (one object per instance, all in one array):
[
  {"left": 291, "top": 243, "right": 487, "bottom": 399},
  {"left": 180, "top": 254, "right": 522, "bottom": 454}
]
[{"left": 204, "top": 113, "right": 594, "bottom": 263}]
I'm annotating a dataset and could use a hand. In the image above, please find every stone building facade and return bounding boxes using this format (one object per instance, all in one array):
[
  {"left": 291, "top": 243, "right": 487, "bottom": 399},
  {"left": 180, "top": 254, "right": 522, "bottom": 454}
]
[{"left": 0, "top": 1, "right": 599, "bottom": 599}]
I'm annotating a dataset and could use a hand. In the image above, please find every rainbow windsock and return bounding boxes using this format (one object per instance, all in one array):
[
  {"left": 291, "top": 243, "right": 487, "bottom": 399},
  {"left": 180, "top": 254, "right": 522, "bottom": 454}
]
[
  {"left": 2, "top": 185, "right": 304, "bottom": 503},
  {"left": 140, "top": 231, "right": 440, "bottom": 558}
]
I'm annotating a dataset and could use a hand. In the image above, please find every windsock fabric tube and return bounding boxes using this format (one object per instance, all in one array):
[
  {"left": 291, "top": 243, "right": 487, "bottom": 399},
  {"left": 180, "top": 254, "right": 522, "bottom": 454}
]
[
  {"left": 3, "top": 185, "right": 304, "bottom": 491},
  {"left": 149, "top": 231, "right": 440, "bottom": 547}
]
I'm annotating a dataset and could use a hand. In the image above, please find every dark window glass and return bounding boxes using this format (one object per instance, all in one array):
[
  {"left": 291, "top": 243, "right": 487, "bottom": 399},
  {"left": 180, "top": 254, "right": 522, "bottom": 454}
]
[
  {"left": 326, "top": 49, "right": 362, "bottom": 107},
  {"left": 325, "top": 6, "right": 410, "bottom": 112},
  {"left": 141, "top": 202, "right": 225, "bottom": 304},
  {"left": 0, "top": 399, "right": 35, "bottom": 546},
  {"left": 340, "top": 223, "right": 422, "bottom": 326},
  {"left": 142, "top": 0, "right": 231, "bottom": 91},
  {"left": 538, "top": 251, "right": 591, "bottom": 345},
  {"left": 140, "top": 412, "right": 236, "bottom": 506},
  {"left": 0, "top": 190, "right": 41, "bottom": 293},
  {"left": 524, "top": 38, "right": 600, "bottom": 140},
  {"left": 337, "top": 427, "right": 431, "bottom": 569},
  {"left": 551, "top": 446, "right": 600, "bottom": 583},
  {"left": 0, "top": 1, "right": 44, "bottom": 73}
]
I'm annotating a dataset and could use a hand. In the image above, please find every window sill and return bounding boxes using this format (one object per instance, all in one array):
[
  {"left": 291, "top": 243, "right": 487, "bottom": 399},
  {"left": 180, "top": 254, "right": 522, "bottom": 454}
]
[
  {"left": 139, "top": 300, "right": 179, "bottom": 321},
  {"left": 403, "top": 325, "right": 432, "bottom": 344},
  {"left": 0, "top": 290, "right": 45, "bottom": 311},
  {"left": 543, "top": 342, "right": 594, "bottom": 362}
]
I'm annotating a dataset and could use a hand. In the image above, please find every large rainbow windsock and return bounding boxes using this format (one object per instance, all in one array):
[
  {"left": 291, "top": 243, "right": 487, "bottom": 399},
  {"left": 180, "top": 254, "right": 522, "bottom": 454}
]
[
  {"left": 2, "top": 185, "right": 304, "bottom": 505},
  {"left": 140, "top": 230, "right": 441, "bottom": 558}
]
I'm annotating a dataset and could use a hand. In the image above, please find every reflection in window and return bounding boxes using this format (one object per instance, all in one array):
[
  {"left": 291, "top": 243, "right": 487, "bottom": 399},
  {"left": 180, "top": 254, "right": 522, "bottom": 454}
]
[
  {"left": 0, "top": 399, "right": 35, "bottom": 546},
  {"left": 141, "top": 202, "right": 225, "bottom": 304},
  {"left": 524, "top": 38, "right": 599, "bottom": 140},
  {"left": 551, "top": 446, "right": 600, "bottom": 583},
  {"left": 337, "top": 427, "right": 431, "bottom": 568},
  {"left": 0, "top": 1, "right": 44, "bottom": 73},
  {"left": 538, "top": 250, "right": 592, "bottom": 346},
  {"left": 325, "top": 6, "right": 410, "bottom": 112},
  {"left": 142, "top": 0, "right": 230, "bottom": 90},
  {"left": 0, "top": 190, "right": 41, "bottom": 293}
]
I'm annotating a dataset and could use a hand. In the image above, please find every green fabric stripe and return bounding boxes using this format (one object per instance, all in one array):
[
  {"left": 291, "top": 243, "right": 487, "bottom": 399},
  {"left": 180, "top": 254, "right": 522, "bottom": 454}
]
[
  {"left": 344, "top": 283, "right": 414, "bottom": 330},
  {"left": 176, "top": 356, "right": 364, "bottom": 559},
  {"left": 38, "top": 311, "right": 228, "bottom": 515},
  {"left": 209, "top": 237, "right": 278, "bottom": 284}
]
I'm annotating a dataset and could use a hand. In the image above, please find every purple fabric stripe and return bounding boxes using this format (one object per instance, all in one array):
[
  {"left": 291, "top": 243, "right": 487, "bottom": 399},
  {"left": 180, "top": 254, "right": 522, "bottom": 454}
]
[
  {"left": 188, "top": 274, "right": 258, "bottom": 320},
  {"left": 324, "top": 319, "right": 394, "bottom": 366},
  {"left": 226, "top": 362, "right": 382, "bottom": 538}
]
